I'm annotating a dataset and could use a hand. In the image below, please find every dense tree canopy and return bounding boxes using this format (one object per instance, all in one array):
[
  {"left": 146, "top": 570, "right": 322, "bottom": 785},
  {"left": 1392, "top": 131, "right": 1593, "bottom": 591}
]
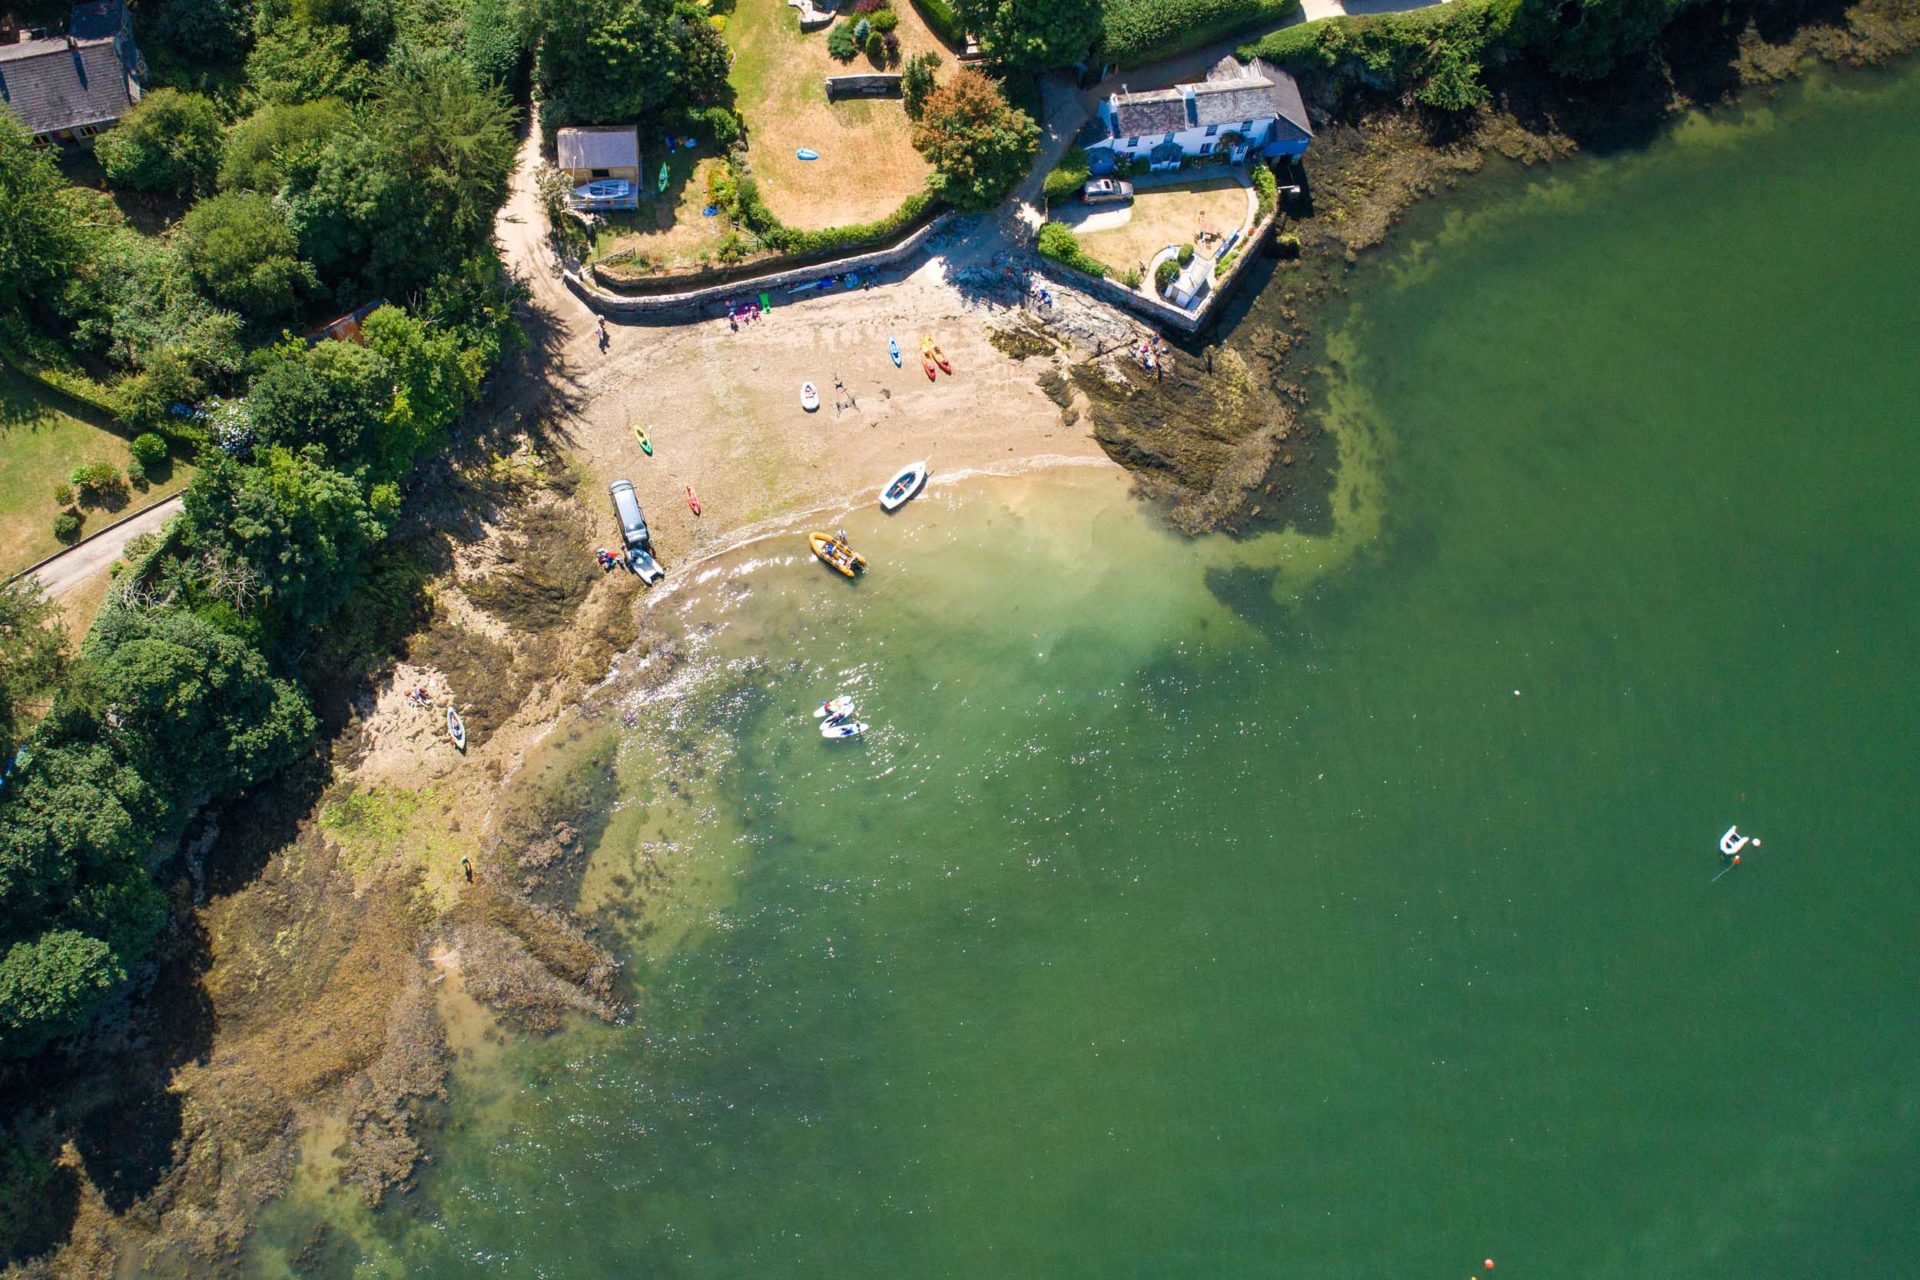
[
  {"left": 94, "top": 89, "right": 225, "bottom": 198},
  {"left": 531, "top": 0, "right": 732, "bottom": 130},
  {"left": 909, "top": 68, "right": 1040, "bottom": 213},
  {"left": 0, "top": 583, "right": 66, "bottom": 764},
  {"left": 0, "top": 116, "right": 94, "bottom": 320},
  {"left": 219, "top": 98, "right": 352, "bottom": 194},
  {"left": 954, "top": 0, "right": 1101, "bottom": 70},
  {"left": 179, "top": 192, "right": 316, "bottom": 318}
]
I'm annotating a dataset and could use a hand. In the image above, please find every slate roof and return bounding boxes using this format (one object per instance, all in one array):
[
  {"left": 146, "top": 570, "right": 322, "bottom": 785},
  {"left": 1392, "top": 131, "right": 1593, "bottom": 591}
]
[
  {"left": 1109, "top": 88, "right": 1188, "bottom": 138},
  {"left": 556, "top": 126, "right": 639, "bottom": 171},
  {"left": 0, "top": 37, "right": 137, "bottom": 137}
]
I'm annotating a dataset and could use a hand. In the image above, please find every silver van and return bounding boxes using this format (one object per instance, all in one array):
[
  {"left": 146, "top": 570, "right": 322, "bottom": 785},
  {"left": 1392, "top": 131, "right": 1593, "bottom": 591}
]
[{"left": 608, "top": 480, "right": 665, "bottom": 584}]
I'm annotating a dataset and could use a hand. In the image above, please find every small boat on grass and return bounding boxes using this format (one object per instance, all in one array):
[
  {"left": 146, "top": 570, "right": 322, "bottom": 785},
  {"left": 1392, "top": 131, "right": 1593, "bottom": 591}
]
[
  {"left": 796, "top": 148, "right": 820, "bottom": 161},
  {"left": 820, "top": 719, "right": 868, "bottom": 739},
  {"left": 880, "top": 461, "right": 928, "bottom": 512},
  {"left": 809, "top": 529, "right": 867, "bottom": 578},
  {"left": 633, "top": 426, "right": 652, "bottom": 455},
  {"left": 801, "top": 382, "right": 820, "bottom": 412},
  {"left": 815, "top": 695, "right": 856, "bottom": 720},
  {"left": 447, "top": 705, "right": 467, "bottom": 752}
]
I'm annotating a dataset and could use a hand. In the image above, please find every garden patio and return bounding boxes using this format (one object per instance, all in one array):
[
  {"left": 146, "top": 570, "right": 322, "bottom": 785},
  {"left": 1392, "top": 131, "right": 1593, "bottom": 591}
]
[{"left": 1053, "top": 173, "right": 1256, "bottom": 285}]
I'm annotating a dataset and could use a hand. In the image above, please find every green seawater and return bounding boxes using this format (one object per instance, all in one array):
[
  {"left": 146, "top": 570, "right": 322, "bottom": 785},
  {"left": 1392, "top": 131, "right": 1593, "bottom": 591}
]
[{"left": 247, "top": 66, "right": 1920, "bottom": 1278}]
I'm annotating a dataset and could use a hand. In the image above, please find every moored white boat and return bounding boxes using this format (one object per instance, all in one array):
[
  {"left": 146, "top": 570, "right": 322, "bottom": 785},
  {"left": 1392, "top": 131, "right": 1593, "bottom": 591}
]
[{"left": 880, "top": 461, "right": 928, "bottom": 512}]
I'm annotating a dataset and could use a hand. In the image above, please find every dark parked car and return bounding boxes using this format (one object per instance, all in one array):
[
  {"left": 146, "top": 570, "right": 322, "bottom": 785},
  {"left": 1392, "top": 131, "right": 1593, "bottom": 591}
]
[{"left": 609, "top": 480, "right": 666, "bottom": 584}]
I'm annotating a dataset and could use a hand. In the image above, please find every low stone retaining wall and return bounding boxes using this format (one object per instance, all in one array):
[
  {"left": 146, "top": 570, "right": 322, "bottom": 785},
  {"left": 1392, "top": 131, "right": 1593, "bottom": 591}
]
[
  {"left": 567, "top": 214, "right": 955, "bottom": 317},
  {"left": 1036, "top": 207, "right": 1281, "bottom": 335}
]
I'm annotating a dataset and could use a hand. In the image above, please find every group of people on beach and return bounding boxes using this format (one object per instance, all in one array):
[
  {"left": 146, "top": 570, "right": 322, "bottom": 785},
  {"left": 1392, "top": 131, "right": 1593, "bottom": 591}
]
[
  {"left": 725, "top": 302, "right": 761, "bottom": 331},
  {"left": 595, "top": 547, "right": 629, "bottom": 573}
]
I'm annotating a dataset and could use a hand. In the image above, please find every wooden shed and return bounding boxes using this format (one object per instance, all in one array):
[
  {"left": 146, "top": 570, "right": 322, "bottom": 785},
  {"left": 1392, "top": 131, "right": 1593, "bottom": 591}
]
[{"left": 556, "top": 126, "right": 641, "bottom": 211}]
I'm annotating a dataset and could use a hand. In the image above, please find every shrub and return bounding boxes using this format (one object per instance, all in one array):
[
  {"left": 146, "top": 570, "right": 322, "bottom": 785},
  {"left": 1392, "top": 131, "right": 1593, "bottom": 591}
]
[
  {"left": 867, "top": 30, "right": 887, "bottom": 59},
  {"left": 1037, "top": 221, "right": 1107, "bottom": 278},
  {"left": 94, "top": 89, "right": 224, "bottom": 197},
  {"left": 912, "top": 0, "right": 967, "bottom": 46},
  {"left": 1239, "top": 1, "right": 1502, "bottom": 110},
  {"left": 1101, "top": 0, "right": 1301, "bottom": 68},
  {"left": 851, "top": 0, "right": 892, "bottom": 12},
  {"left": 703, "top": 105, "right": 745, "bottom": 151},
  {"left": 1120, "top": 265, "right": 1142, "bottom": 288},
  {"left": 52, "top": 483, "right": 75, "bottom": 507},
  {"left": 129, "top": 433, "right": 170, "bottom": 476},
  {"left": 1218, "top": 247, "right": 1240, "bottom": 273},
  {"left": 827, "top": 21, "right": 859, "bottom": 59},
  {"left": 869, "top": 8, "right": 899, "bottom": 31},
  {"left": 53, "top": 510, "right": 83, "bottom": 543},
  {"left": 1252, "top": 162, "right": 1278, "bottom": 222},
  {"left": 854, "top": 17, "right": 873, "bottom": 42},
  {"left": 69, "top": 462, "right": 126, "bottom": 506},
  {"left": 1177, "top": 243, "right": 1195, "bottom": 266},
  {"left": 902, "top": 51, "right": 942, "bottom": 119},
  {"left": 1043, "top": 147, "right": 1091, "bottom": 204},
  {"left": 179, "top": 191, "right": 315, "bottom": 318},
  {"left": 1155, "top": 258, "right": 1181, "bottom": 292},
  {"left": 716, "top": 230, "right": 751, "bottom": 263}
]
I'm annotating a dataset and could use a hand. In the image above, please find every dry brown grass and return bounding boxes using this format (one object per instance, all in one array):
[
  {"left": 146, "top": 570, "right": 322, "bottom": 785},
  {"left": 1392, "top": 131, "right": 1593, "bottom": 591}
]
[
  {"left": 727, "top": 0, "right": 941, "bottom": 230},
  {"left": 1065, "top": 175, "right": 1254, "bottom": 277}
]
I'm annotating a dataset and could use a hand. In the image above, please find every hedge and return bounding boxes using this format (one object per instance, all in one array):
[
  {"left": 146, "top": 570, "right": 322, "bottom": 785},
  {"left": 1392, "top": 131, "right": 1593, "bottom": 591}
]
[
  {"left": 1238, "top": 0, "right": 1505, "bottom": 112},
  {"left": 1101, "top": 0, "right": 1301, "bottom": 68},
  {"left": 0, "top": 319, "right": 128, "bottom": 423},
  {"left": 1252, "top": 162, "right": 1278, "bottom": 223},
  {"left": 1042, "top": 148, "right": 1091, "bottom": 205},
  {"left": 911, "top": 0, "right": 967, "bottom": 47},
  {"left": 1037, "top": 222, "right": 1108, "bottom": 278}
]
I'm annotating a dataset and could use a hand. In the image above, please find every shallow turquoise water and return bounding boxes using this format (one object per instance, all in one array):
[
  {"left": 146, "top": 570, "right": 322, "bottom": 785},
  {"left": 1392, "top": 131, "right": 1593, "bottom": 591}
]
[{"left": 248, "top": 65, "right": 1920, "bottom": 1278}]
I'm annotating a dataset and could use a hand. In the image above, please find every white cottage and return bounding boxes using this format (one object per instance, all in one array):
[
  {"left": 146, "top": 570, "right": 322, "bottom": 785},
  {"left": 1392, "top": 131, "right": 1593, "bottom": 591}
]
[{"left": 1091, "top": 57, "right": 1312, "bottom": 174}]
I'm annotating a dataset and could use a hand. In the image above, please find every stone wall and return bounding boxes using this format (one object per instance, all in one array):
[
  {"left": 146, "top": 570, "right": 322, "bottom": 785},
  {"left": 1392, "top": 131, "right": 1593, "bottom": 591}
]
[
  {"left": 1036, "top": 207, "right": 1281, "bottom": 335},
  {"left": 569, "top": 215, "right": 955, "bottom": 317}
]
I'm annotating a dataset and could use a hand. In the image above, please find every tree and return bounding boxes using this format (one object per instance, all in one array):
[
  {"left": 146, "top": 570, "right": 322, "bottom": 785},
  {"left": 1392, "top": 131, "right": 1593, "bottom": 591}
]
[
  {"left": 0, "top": 931, "right": 124, "bottom": 1057},
  {"left": 0, "top": 115, "right": 96, "bottom": 319},
  {"left": 129, "top": 433, "right": 170, "bottom": 476},
  {"left": 289, "top": 51, "right": 516, "bottom": 294},
  {"left": 248, "top": 334, "right": 393, "bottom": 466},
  {"left": 68, "top": 608, "right": 315, "bottom": 808},
  {"left": 0, "top": 582, "right": 66, "bottom": 764},
  {"left": 220, "top": 98, "right": 352, "bottom": 193},
  {"left": 531, "top": 0, "right": 732, "bottom": 131},
  {"left": 178, "top": 192, "right": 316, "bottom": 318},
  {"left": 178, "top": 448, "right": 399, "bottom": 632},
  {"left": 464, "top": 0, "right": 533, "bottom": 89},
  {"left": 953, "top": 0, "right": 1100, "bottom": 71},
  {"left": 245, "top": 22, "right": 371, "bottom": 105},
  {"left": 909, "top": 68, "right": 1039, "bottom": 213},
  {"left": 902, "top": 51, "right": 942, "bottom": 119},
  {"left": 1512, "top": 0, "right": 1674, "bottom": 80},
  {"left": 94, "top": 89, "right": 224, "bottom": 198},
  {"left": 151, "top": 0, "right": 255, "bottom": 66}
]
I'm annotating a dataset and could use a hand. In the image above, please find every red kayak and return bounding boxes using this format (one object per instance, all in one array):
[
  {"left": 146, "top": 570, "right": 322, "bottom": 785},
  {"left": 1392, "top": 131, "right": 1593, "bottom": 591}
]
[
  {"left": 921, "top": 358, "right": 937, "bottom": 382},
  {"left": 685, "top": 484, "right": 702, "bottom": 516}
]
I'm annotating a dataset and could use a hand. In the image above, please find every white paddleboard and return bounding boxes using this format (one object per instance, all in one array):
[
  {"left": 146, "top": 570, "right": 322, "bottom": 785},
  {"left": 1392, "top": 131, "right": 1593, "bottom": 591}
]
[{"left": 820, "top": 720, "right": 868, "bottom": 739}]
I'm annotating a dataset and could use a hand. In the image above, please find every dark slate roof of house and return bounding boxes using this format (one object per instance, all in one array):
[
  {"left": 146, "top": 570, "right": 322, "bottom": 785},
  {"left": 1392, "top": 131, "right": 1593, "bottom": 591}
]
[
  {"left": 1196, "top": 56, "right": 1311, "bottom": 136},
  {"left": 1109, "top": 88, "right": 1188, "bottom": 137},
  {"left": 0, "top": 38, "right": 136, "bottom": 136},
  {"left": 556, "top": 126, "right": 639, "bottom": 170}
]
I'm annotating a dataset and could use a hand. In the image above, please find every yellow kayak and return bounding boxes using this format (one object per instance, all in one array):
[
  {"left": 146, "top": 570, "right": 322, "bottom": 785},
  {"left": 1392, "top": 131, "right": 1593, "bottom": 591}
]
[{"left": 808, "top": 530, "right": 867, "bottom": 577}]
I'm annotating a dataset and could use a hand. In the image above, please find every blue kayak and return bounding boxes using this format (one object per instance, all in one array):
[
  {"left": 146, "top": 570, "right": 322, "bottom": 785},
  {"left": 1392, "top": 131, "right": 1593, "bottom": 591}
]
[
  {"left": 888, "top": 336, "right": 901, "bottom": 367},
  {"left": 796, "top": 148, "right": 820, "bottom": 161}
]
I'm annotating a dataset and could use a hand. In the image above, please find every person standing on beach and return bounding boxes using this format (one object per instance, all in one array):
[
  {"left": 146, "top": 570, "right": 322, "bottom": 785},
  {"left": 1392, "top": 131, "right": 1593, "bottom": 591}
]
[{"left": 597, "top": 315, "right": 609, "bottom": 351}]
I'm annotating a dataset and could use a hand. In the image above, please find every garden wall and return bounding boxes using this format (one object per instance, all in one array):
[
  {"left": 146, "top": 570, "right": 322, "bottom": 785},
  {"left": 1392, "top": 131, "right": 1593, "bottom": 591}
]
[
  {"left": 566, "top": 215, "right": 956, "bottom": 317},
  {"left": 1038, "top": 204, "right": 1282, "bottom": 335}
]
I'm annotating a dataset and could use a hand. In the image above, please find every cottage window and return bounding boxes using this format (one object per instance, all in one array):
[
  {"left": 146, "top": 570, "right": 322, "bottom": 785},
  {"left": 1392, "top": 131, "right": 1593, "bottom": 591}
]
[
  {"left": 1206, "top": 125, "right": 1218, "bottom": 137},
  {"left": 1163, "top": 133, "right": 1175, "bottom": 143},
  {"left": 1200, "top": 143, "right": 1214, "bottom": 156},
  {"left": 1127, "top": 136, "right": 1139, "bottom": 148}
]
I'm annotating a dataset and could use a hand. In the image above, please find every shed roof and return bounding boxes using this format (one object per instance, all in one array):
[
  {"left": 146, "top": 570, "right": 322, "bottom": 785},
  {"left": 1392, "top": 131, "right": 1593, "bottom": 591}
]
[
  {"left": 556, "top": 126, "right": 639, "bottom": 170},
  {"left": 0, "top": 38, "right": 137, "bottom": 136},
  {"left": 1109, "top": 88, "right": 1187, "bottom": 137}
]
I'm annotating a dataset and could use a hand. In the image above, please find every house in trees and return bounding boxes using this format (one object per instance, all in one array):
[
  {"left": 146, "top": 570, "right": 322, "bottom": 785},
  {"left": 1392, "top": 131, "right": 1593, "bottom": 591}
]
[
  {"left": 556, "top": 126, "right": 642, "bottom": 212},
  {"left": 1088, "top": 57, "right": 1311, "bottom": 175},
  {"left": 0, "top": 0, "right": 145, "bottom": 146}
]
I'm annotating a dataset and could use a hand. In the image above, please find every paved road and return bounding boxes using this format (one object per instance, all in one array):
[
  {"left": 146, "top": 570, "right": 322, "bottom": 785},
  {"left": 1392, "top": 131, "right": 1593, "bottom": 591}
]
[{"left": 27, "top": 494, "right": 181, "bottom": 600}]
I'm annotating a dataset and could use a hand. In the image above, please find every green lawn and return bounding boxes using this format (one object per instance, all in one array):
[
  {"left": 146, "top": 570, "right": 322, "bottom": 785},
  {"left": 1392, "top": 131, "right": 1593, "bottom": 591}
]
[{"left": 0, "top": 371, "right": 195, "bottom": 578}]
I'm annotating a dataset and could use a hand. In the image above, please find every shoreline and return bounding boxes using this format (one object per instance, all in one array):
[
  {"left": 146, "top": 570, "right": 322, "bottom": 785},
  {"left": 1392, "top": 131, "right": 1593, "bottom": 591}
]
[{"left": 20, "top": 13, "right": 1919, "bottom": 1270}]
